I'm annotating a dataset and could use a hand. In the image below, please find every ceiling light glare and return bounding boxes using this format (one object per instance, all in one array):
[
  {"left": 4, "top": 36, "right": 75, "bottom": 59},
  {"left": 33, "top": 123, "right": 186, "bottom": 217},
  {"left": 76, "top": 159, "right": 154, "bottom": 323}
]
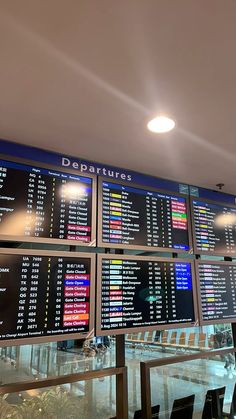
[
  {"left": 215, "top": 213, "right": 236, "bottom": 227},
  {"left": 147, "top": 116, "right": 175, "bottom": 133}
]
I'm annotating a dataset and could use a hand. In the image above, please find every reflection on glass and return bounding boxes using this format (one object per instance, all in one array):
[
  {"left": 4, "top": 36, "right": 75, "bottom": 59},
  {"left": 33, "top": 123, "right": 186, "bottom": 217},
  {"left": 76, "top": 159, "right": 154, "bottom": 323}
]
[
  {"left": 0, "top": 211, "right": 36, "bottom": 235},
  {"left": 0, "top": 340, "right": 116, "bottom": 385},
  {"left": 124, "top": 324, "right": 233, "bottom": 358},
  {"left": 215, "top": 213, "right": 236, "bottom": 227},
  {"left": 61, "top": 182, "right": 87, "bottom": 200},
  {"left": 150, "top": 351, "right": 236, "bottom": 418},
  {"left": 0, "top": 377, "right": 116, "bottom": 419}
]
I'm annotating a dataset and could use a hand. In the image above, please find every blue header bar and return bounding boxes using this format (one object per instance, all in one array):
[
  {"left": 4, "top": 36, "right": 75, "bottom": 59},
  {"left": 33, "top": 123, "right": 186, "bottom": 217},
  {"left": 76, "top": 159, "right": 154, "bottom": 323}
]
[
  {"left": 0, "top": 158, "right": 92, "bottom": 185},
  {"left": 0, "top": 138, "right": 235, "bottom": 204}
]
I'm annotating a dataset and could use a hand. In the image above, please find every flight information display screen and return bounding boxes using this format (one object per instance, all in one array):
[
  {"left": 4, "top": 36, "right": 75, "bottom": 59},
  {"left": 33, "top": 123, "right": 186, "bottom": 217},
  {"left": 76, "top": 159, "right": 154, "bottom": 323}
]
[
  {"left": 0, "top": 250, "right": 95, "bottom": 345},
  {"left": 0, "top": 159, "right": 96, "bottom": 245},
  {"left": 196, "top": 261, "right": 236, "bottom": 324},
  {"left": 98, "top": 180, "right": 191, "bottom": 252},
  {"left": 191, "top": 198, "right": 236, "bottom": 256},
  {"left": 96, "top": 255, "right": 196, "bottom": 335}
]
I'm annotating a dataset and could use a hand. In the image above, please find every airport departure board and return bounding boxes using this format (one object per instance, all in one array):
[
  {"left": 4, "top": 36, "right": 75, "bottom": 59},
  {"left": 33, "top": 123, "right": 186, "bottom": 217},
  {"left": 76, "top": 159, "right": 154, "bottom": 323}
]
[
  {"left": 196, "top": 261, "right": 236, "bottom": 324},
  {"left": 0, "top": 250, "right": 95, "bottom": 345},
  {"left": 192, "top": 198, "right": 236, "bottom": 256},
  {"left": 0, "top": 159, "right": 96, "bottom": 245},
  {"left": 96, "top": 255, "right": 196, "bottom": 335},
  {"left": 98, "top": 180, "right": 191, "bottom": 252}
]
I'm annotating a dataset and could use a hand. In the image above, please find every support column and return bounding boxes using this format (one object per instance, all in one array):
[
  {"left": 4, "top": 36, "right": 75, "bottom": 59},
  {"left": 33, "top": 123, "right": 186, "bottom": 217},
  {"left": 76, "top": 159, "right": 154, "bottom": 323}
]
[{"left": 116, "top": 334, "right": 128, "bottom": 419}]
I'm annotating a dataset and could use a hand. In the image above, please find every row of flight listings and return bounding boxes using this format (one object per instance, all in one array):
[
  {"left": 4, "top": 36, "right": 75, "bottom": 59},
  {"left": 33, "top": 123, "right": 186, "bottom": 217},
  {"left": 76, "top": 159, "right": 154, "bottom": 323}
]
[
  {"left": 0, "top": 157, "right": 236, "bottom": 255},
  {"left": 0, "top": 157, "right": 235, "bottom": 345},
  {"left": 0, "top": 250, "right": 235, "bottom": 345}
]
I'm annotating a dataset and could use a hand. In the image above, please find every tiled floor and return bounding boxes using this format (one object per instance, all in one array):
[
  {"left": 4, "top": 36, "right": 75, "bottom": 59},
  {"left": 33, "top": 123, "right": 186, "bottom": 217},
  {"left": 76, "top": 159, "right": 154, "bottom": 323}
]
[{"left": 0, "top": 343, "right": 235, "bottom": 418}]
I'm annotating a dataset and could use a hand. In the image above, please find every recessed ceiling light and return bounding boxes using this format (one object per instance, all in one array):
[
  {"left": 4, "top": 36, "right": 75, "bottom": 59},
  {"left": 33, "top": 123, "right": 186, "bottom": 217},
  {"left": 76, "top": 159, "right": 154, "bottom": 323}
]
[{"left": 147, "top": 116, "right": 175, "bottom": 133}]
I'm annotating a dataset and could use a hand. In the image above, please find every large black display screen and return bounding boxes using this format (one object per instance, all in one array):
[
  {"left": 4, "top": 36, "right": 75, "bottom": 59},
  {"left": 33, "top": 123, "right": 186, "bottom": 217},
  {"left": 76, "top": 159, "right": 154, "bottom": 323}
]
[
  {"left": 0, "top": 159, "right": 96, "bottom": 245},
  {"left": 0, "top": 250, "right": 95, "bottom": 345},
  {"left": 191, "top": 198, "right": 236, "bottom": 256},
  {"left": 96, "top": 255, "right": 196, "bottom": 335},
  {"left": 196, "top": 261, "right": 236, "bottom": 324},
  {"left": 98, "top": 180, "right": 191, "bottom": 252}
]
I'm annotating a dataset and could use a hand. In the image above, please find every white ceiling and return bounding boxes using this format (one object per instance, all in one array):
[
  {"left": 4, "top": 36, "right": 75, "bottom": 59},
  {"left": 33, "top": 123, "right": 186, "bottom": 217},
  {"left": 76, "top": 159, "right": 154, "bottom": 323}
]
[{"left": 0, "top": 0, "right": 236, "bottom": 193}]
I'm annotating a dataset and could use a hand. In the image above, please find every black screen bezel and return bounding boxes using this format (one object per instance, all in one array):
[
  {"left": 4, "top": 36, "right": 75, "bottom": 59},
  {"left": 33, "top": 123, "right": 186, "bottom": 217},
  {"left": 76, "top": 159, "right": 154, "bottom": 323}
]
[
  {"left": 96, "top": 254, "right": 198, "bottom": 336},
  {"left": 0, "top": 248, "right": 95, "bottom": 346},
  {"left": 0, "top": 154, "right": 97, "bottom": 246}
]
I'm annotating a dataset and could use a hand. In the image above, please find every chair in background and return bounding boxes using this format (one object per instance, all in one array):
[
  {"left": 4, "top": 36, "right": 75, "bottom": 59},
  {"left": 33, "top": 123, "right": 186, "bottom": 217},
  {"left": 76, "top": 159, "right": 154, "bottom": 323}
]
[
  {"left": 133, "top": 404, "right": 160, "bottom": 418},
  {"left": 223, "top": 383, "right": 236, "bottom": 419},
  {"left": 161, "top": 330, "right": 168, "bottom": 345},
  {"left": 198, "top": 333, "right": 207, "bottom": 350},
  {"left": 169, "top": 331, "right": 178, "bottom": 346},
  {"left": 126, "top": 333, "right": 140, "bottom": 349},
  {"left": 185, "top": 332, "right": 198, "bottom": 351},
  {"left": 152, "top": 330, "right": 169, "bottom": 351},
  {"left": 140, "top": 331, "right": 155, "bottom": 353},
  {"left": 202, "top": 386, "right": 226, "bottom": 419},
  {"left": 173, "top": 331, "right": 187, "bottom": 353},
  {"left": 146, "top": 331, "right": 155, "bottom": 345},
  {"left": 170, "top": 394, "right": 195, "bottom": 419},
  {"left": 208, "top": 334, "right": 215, "bottom": 349},
  {"left": 135, "top": 332, "right": 146, "bottom": 352},
  {"left": 178, "top": 331, "right": 186, "bottom": 347}
]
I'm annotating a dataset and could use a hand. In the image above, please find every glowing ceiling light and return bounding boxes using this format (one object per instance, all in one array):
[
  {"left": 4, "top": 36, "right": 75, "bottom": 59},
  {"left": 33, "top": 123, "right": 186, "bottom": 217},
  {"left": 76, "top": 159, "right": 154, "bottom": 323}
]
[{"left": 147, "top": 116, "right": 175, "bottom": 133}]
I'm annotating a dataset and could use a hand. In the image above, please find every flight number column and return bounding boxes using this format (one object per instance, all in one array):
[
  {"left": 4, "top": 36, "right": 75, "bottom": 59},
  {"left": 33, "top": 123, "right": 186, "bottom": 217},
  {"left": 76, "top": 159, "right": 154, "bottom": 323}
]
[
  {"left": 25, "top": 173, "right": 36, "bottom": 236},
  {"left": 26, "top": 257, "right": 42, "bottom": 331},
  {"left": 25, "top": 173, "right": 48, "bottom": 237},
  {"left": 34, "top": 175, "right": 47, "bottom": 237}
]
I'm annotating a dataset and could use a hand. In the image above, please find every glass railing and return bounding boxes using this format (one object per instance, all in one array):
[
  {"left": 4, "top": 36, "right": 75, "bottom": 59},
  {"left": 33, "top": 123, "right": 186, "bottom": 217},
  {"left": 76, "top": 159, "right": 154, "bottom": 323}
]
[
  {"left": 140, "top": 347, "right": 236, "bottom": 418},
  {"left": 0, "top": 341, "right": 116, "bottom": 385},
  {"left": 125, "top": 324, "right": 234, "bottom": 361},
  {"left": 0, "top": 376, "right": 117, "bottom": 419},
  {"left": 0, "top": 363, "right": 127, "bottom": 418}
]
